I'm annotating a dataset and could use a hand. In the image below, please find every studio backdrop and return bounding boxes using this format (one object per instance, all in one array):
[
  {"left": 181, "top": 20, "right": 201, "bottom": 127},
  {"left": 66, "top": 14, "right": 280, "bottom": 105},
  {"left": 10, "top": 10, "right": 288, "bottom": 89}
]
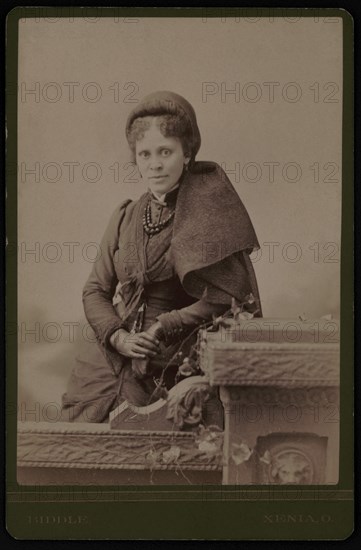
[{"left": 17, "top": 16, "right": 342, "bottom": 410}]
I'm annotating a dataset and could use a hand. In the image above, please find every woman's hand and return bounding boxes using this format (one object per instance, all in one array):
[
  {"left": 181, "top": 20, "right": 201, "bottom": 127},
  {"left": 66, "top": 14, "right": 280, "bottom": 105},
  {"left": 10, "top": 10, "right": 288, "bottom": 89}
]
[
  {"left": 145, "top": 321, "right": 164, "bottom": 341},
  {"left": 131, "top": 322, "right": 165, "bottom": 379},
  {"left": 110, "top": 328, "right": 160, "bottom": 359}
]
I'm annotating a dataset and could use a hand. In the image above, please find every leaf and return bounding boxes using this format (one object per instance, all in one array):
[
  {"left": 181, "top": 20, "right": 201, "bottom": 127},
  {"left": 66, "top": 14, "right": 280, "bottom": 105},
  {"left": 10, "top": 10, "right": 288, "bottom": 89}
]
[
  {"left": 231, "top": 442, "right": 253, "bottom": 465},
  {"left": 259, "top": 450, "right": 272, "bottom": 465},
  {"left": 237, "top": 311, "right": 254, "bottom": 320},
  {"left": 162, "top": 445, "right": 181, "bottom": 464},
  {"left": 198, "top": 440, "right": 219, "bottom": 453},
  {"left": 195, "top": 425, "right": 223, "bottom": 454},
  {"left": 219, "top": 318, "right": 233, "bottom": 329},
  {"left": 145, "top": 449, "right": 161, "bottom": 467}
]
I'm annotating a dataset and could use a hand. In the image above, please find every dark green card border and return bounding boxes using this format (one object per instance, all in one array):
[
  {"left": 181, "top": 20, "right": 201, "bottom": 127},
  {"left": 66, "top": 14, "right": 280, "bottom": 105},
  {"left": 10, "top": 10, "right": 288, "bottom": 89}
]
[{"left": 6, "top": 7, "right": 354, "bottom": 540}]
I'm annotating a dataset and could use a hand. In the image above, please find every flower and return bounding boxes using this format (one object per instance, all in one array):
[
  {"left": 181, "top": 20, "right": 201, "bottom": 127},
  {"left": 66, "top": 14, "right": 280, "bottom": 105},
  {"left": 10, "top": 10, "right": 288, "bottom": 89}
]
[
  {"left": 245, "top": 293, "right": 255, "bottom": 304},
  {"left": 178, "top": 358, "right": 196, "bottom": 377}
]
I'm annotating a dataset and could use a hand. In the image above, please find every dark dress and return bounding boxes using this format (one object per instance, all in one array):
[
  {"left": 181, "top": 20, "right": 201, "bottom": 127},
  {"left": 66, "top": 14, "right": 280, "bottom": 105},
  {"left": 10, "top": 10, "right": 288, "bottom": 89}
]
[{"left": 61, "top": 185, "right": 232, "bottom": 422}]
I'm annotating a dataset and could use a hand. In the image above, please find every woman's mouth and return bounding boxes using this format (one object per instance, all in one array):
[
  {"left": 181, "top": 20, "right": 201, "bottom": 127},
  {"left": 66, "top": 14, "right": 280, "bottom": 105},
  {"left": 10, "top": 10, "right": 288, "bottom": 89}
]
[{"left": 150, "top": 175, "right": 167, "bottom": 180}]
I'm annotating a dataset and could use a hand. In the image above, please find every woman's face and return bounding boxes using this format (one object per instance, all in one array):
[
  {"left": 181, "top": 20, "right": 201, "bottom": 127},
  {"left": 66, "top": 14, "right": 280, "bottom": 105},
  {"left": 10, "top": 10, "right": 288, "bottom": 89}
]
[{"left": 135, "top": 119, "right": 190, "bottom": 196}]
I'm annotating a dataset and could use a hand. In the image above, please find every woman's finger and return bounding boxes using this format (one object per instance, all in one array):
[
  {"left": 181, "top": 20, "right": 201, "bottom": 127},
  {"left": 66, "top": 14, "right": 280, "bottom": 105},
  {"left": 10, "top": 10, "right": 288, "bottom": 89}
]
[
  {"left": 134, "top": 338, "right": 159, "bottom": 353},
  {"left": 139, "top": 332, "right": 160, "bottom": 345},
  {"left": 129, "top": 351, "right": 147, "bottom": 359},
  {"left": 132, "top": 344, "right": 157, "bottom": 357}
]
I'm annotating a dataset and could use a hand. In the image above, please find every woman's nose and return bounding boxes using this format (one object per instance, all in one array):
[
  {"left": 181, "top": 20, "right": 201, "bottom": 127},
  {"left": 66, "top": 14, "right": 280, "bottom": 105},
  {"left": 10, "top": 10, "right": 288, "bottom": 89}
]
[{"left": 150, "top": 159, "right": 163, "bottom": 170}]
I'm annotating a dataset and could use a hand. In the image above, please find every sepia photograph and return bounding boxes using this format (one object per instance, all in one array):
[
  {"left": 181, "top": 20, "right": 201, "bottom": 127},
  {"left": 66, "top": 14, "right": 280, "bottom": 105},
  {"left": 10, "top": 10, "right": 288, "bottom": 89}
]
[{"left": 7, "top": 7, "right": 353, "bottom": 541}]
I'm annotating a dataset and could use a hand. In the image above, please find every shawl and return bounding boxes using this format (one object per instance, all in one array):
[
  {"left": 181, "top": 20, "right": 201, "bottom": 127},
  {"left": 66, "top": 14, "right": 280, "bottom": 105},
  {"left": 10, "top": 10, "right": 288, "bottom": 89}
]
[{"left": 171, "top": 161, "right": 260, "bottom": 306}]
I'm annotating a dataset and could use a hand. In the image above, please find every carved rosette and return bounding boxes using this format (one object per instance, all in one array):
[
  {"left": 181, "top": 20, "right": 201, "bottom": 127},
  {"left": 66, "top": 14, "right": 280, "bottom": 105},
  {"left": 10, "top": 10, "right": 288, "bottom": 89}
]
[
  {"left": 254, "top": 433, "right": 328, "bottom": 484},
  {"left": 268, "top": 449, "right": 314, "bottom": 484}
]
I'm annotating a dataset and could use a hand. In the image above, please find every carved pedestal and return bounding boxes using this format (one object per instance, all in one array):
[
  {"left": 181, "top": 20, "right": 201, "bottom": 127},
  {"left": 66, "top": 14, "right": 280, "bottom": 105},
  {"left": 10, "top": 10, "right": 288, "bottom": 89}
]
[{"left": 199, "top": 318, "right": 340, "bottom": 485}]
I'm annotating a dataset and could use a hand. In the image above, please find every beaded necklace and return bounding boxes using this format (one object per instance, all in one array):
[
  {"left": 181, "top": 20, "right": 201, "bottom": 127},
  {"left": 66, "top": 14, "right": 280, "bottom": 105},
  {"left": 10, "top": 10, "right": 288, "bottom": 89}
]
[{"left": 142, "top": 198, "right": 175, "bottom": 235}]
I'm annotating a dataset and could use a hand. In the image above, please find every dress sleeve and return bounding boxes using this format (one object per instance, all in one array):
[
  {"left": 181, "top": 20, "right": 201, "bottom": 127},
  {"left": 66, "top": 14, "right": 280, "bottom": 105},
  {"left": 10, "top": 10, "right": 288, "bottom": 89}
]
[
  {"left": 82, "top": 200, "right": 131, "bottom": 372},
  {"left": 156, "top": 251, "right": 259, "bottom": 345},
  {"left": 156, "top": 299, "right": 229, "bottom": 344}
]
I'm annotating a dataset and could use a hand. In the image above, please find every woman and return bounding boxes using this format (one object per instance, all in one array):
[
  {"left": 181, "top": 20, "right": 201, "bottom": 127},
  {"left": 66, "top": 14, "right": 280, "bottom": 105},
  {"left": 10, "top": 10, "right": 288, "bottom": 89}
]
[{"left": 61, "top": 91, "right": 262, "bottom": 423}]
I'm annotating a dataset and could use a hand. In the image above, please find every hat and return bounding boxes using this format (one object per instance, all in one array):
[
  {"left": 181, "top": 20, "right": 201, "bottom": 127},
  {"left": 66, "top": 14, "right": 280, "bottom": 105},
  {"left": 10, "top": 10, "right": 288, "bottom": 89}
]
[{"left": 125, "top": 91, "right": 201, "bottom": 162}]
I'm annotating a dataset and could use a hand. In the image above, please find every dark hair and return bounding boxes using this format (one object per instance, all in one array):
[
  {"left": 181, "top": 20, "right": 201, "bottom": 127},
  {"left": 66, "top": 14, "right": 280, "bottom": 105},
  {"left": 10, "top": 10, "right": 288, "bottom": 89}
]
[{"left": 127, "top": 114, "right": 194, "bottom": 161}]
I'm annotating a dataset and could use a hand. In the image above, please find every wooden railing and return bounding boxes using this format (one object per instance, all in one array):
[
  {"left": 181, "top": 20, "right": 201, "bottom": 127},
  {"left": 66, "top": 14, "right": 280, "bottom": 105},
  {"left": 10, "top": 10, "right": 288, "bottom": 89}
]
[{"left": 17, "top": 317, "right": 339, "bottom": 486}]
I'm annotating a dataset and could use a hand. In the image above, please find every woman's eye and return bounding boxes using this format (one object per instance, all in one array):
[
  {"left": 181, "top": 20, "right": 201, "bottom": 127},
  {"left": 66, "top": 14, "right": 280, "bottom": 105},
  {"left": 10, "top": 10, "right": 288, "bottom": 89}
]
[
  {"left": 161, "top": 149, "right": 171, "bottom": 157},
  {"left": 138, "top": 151, "right": 150, "bottom": 159}
]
